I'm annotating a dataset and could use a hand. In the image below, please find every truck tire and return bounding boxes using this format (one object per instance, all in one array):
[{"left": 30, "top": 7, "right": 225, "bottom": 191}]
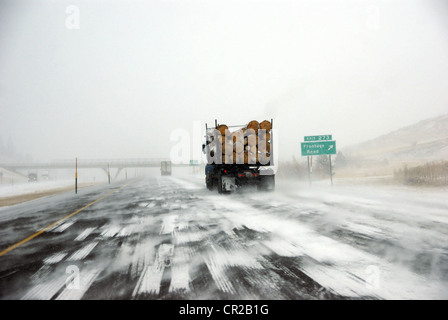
[
  {"left": 217, "top": 175, "right": 224, "bottom": 194},
  {"left": 206, "top": 175, "right": 213, "bottom": 190}
]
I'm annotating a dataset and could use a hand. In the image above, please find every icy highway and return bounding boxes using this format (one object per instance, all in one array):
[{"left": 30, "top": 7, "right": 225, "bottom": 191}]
[{"left": 0, "top": 174, "right": 447, "bottom": 300}]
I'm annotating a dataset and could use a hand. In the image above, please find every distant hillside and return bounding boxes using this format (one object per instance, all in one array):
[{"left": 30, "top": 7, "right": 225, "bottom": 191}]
[{"left": 344, "top": 114, "right": 448, "bottom": 161}]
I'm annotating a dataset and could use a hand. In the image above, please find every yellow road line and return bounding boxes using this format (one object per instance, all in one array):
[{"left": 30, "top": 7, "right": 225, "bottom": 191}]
[{"left": 0, "top": 184, "right": 127, "bottom": 257}]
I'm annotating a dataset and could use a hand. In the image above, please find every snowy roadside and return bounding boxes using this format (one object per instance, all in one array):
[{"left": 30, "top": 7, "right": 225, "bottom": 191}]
[
  {"left": 0, "top": 180, "right": 75, "bottom": 198},
  {"left": 0, "top": 180, "right": 98, "bottom": 207}
]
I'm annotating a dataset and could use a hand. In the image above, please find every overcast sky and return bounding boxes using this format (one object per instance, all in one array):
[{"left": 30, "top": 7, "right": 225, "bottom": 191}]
[{"left": 1, "top": 0, "right": 447, "bottom": 162}]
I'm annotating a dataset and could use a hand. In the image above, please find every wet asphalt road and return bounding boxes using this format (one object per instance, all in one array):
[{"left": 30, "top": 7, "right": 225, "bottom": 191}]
[{"left": 0, "top": 175, "right": 447, "bottom": 300}]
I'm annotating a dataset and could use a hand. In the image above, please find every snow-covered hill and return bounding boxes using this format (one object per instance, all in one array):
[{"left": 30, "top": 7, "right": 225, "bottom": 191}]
[{"left": 344, "top": 114, "right": 448, "bottom": 161}]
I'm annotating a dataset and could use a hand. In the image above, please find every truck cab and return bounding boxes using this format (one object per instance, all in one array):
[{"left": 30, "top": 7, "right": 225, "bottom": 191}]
[{"left": 160, "top": 161, "right": 172, "bottom": 176}]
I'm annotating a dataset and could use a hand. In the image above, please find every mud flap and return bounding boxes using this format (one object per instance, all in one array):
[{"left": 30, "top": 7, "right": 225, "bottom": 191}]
[
  {"left": 221, "top": 176, "right": 236, "bottom": 193},
  {"left": 258, "top": 175, "right": 275, "bottom": 191}
]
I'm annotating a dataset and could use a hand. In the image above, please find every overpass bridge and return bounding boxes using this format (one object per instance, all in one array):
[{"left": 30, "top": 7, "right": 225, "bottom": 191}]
[{"left": 0, "top": 158, "right": 192, "bottom": 179}]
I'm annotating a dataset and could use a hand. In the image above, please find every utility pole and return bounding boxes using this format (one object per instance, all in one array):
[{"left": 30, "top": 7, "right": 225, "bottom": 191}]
[
  {"left": 75, "top": 157, "right": 78, "bottom": 194},
  {"left": 108, "top": 164, "right": 110, "bottom": 184}
]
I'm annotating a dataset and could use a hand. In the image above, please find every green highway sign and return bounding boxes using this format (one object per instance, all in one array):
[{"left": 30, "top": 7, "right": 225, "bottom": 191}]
[
  {"left": 301, "top": 140, "right": 336, "bottom": 156},
  {"left": 190, "top": 160, "right": 200, "bottom": 166},
  {"left": 304, "top": 135, "right": 332, "bottom": 142}
]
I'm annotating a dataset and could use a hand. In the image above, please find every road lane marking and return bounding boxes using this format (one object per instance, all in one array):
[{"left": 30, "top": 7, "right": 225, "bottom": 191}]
[
  {"left": 0, "top": 185, "right": 127, "bottom": 257},
  {"left": 43, "top": 252, "right": 68, "bottom": 265},
  {"left": 74, "top": 227, "right": 96, "bottom": 241},
  {"left": 132, "top": 244, "right": 173, "bottom": 297},
  {"left": 50, "top": 220, "right": 76, "bottom": 233},
  {"left": 67, "top": 241, "right": 99, "bottom": 261}
]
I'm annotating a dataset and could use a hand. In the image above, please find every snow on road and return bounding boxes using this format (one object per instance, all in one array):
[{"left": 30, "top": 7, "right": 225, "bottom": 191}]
[
  {"left": 170, "top": 174, "right": 448, "bottom": 299},
  {"left": 2, "top": 173, "right": 447, "bottom": 300}
]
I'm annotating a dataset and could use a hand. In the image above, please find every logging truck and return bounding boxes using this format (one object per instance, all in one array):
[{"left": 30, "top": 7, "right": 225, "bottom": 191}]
[{"left": 202, "top": 119, "right": 275, "bottom": 194}]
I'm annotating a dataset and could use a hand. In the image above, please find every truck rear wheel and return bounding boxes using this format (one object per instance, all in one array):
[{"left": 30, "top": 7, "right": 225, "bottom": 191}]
[
  {"left": 206, "top": 180, "right": 212, "bottom": 190},
  {"left": 206, "top": 174, "right": 213, "bottom": 190},
  {"left": 217, "top": 175, "right": 224, "bottom": 194}
]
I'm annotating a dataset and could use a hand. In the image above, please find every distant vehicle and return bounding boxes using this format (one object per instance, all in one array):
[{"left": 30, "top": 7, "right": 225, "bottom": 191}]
[
  {"left": 202, "top": 119, "right": 275, "bottom": 194},
  {"left": 160, "top": 161, "right": 172, "bottom": 176},
  {"left": 28, "top": 173, "right": 38, "bottom": 182}
]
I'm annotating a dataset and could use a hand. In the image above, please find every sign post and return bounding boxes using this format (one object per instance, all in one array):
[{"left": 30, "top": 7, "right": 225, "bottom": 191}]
[
  {"left": 307, "top": 156, "right": 311, "bottom": 186},
  {"left": 301, "top": 135, "right": 336, "bottom": 186},
  {"left": 329, "top": 155, "right": 333, "bottom": 186}
]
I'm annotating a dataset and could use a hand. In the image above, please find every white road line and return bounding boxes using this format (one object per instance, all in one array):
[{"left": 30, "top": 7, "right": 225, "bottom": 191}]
[
  {"left": 22, "top": 276, "right": 66, "bottom": 300},
  {"left": 169, "top": 264, "right": 190, "bottom": 293},
  {"left": 44, "top": 252, "right": 68, "bottom": 264},
  {"left": 74, "top": 227, "right": 96, "bottom": 241},
  {"left": 101, "top": 226, "right": 121, "bottom": 238},
  {"left": 67, "top": 242, "right": 98, "bottom": 261},
  {"left": 49, "top": 220, "right": 76, "bottom": 233},
  {"left": 133, "top": 244, "right": 173, "bottom": 297},
  {"left": 133, "top": 264, "right": 165, "bottom": 296}
]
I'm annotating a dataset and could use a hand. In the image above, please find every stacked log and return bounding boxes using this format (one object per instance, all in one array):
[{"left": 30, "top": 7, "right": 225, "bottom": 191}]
[
  {"left": 259, "top": 120, "right": 272, "bottom": 131},
  {"left": 246, "top": 133, "right": 258, "bottom": 146},
  {"left": 217, "top": 124, "right": 228, "bottom": 136},
  {"left": 222, "top": 141, "right": 232, "bottom": 154},
  {"left": 233, "top": 141, "right": 244, "bottom": 154},
  {"left": 259, "top": 131, "right": 270, "bottom": 141},
  {"left": 232, "top": 129, "right": 244, "bottom": 143},
  {"left": 215, "top": 120, "right": 272, "bottom": 164},
  {"left": 259, "top": 152, "right": 271, "bottom": 164},
  {"left": 247, "top": 120, "right": 260, "bottom": 134},
  {"left": 258, "top": 120, "right": 272, "bottom": 164},
  {"left": 258, "top": 139, "right": 271, "bottom": 153}
]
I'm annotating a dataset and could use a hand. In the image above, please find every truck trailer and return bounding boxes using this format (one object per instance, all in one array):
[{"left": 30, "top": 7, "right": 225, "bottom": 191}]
[{"left": 202, "top": 119, "right": 275, "bottom": 194}]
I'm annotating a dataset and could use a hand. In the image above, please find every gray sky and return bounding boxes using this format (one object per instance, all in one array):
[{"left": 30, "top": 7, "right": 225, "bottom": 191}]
[{"left": 1, "top": 0, "right": 447, "bottom": 162}]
